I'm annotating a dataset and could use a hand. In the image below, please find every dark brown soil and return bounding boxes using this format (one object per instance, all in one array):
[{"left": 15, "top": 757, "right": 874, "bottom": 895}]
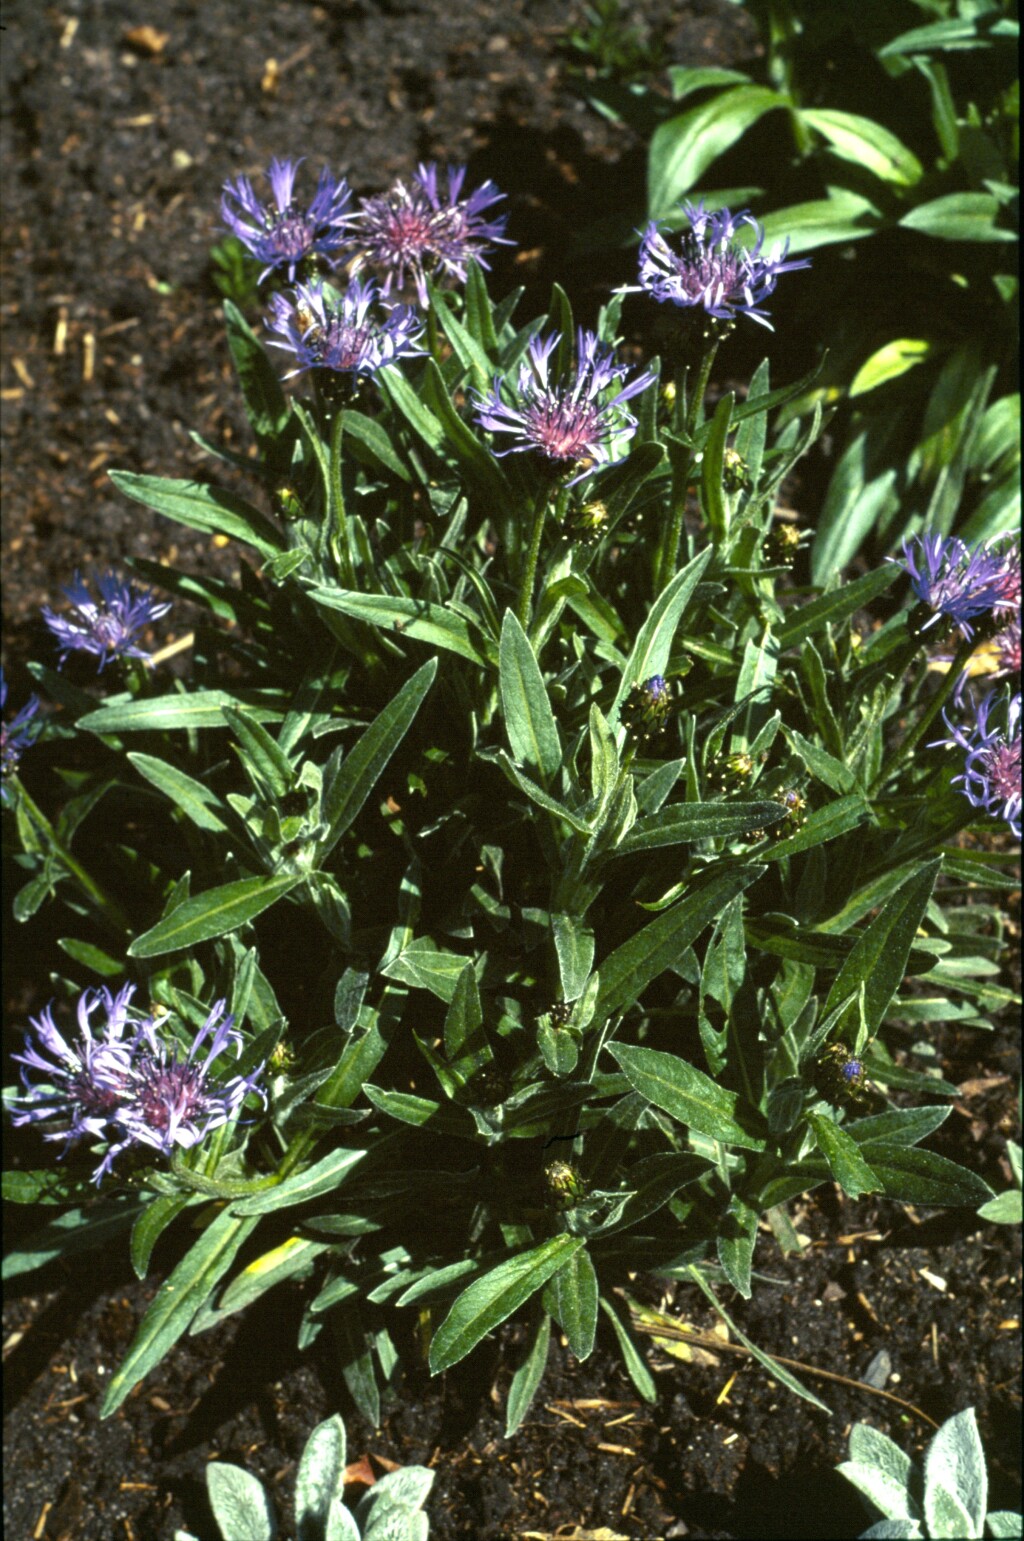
[{"left": 2, "top": 3, "right": 1020, "bottom": 1539}]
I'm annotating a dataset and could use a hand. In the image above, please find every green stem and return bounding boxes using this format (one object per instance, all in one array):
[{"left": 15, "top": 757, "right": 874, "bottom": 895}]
[
  {"left": 655, "top": 340, "right": 720, "bottom": 596},
  {"left": 516, "top": 487, "right": 556, "bottom": 629},
  {"left": 11, "top": 778, "right": 131, "bottom": 935},
  {"left": 328, "top": 408, "right": 356, "bottom": 588},
  {"left": 870, "top": 634, "right": 978, "bottom": 795}
]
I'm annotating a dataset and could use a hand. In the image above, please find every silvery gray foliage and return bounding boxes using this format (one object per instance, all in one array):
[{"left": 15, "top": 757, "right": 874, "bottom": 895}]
[
  {"left": 837, "top": 1409, "right": 1022, "bottom": 1539},
  {"left": 174, "top": 1413, "right": 433, "bottom": 1541}
]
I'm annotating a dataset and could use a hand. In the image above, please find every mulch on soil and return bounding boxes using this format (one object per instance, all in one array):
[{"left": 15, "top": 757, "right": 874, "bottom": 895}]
[{"left": 2, "top": 3, "right": 1020, "bottom": 1539}]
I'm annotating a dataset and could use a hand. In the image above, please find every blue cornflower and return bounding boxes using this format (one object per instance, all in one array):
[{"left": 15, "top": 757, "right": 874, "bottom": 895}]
[
  {"left": 934, "top": 690, "right": 1022, "bottom": 837},
  {"left": 10, "top": 988, "right": 266, "bottom": 1183},
  {"left": 267, "top": 277, "right": 425, "bottom": 381},
  {"left": 1, "top": 667, "right": 41, "bottom": 798},
  {"left": 9, "top": 984, "right": 144, "bottom": 1163},
  {"left": 350, "top": 161, "right": 511, "bottom": 305},
  {"left": 472, "top": 328, "right": 656, "bottom": 484},
  {"left": 41, "top": 572, "right": 171, "bottom": 671},
  {"left": 627, "top": 201, "right": 810, "bottom": 329},
  {"left": 897, "top": 533, "right": 1012, "bottom": 639},
  {"left": 221, "top": 157, "right": 353, "bottom": 282}
]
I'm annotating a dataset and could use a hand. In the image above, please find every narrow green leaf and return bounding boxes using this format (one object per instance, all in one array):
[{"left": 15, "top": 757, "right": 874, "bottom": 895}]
[
  {"left": 80, "top": 691, "right": 284, "bottom": 734},
  {"left": 130, "top": 1194, "right": 195, "bottom": 1280},
  {"left": 599, "top": 1297, "right": 657, "bottom": 1403},
  {"left": 701, "top": 392, "right": 734, "bottom": 542},
  {"left": 109, "top": 470, "right": 285, "bottom": 559},
  {"left": 382, "top": 938, "right": 474, "bottom": 1003},
  {"left": 232, "top": 1149, "right": 367, "bottom": 1215},
  {"left": 648, "top": 85, "right": 784, "bottom": 216},
  {"left": 609, "top": 1042, "right": 766, "bottom": 1150},
  {"left": 499, "top": 611, "right": 562, "bottom": 785},
  {"left": 761, "top": 795, "right": 872, "bottom": 861},
  {"left": 777, "top": 566, "right": 898, "bottom": 647},
  {"left": 808, "top": 1112, "right": 881, "bottom": 1198},
  {"left": 505, "top": 1311, "right": 551, "bottom": 1437},
  {"left": 613, "top": 800, "right": 786, "bottom": 853},
  {"left": 551, "top": 1247, "right": 598, "bottom": 1361},
  {"left": 800, "top": 108, "right": 923, "bottom": 186},
  {"left": 595, "top": 866, "right": 762, "bottom": 1023},
  {"left": 686, "top": 1268, "right": 831, "bottom": 1413},
  {"left": 716, "top": 1196, "right": 758, "bottom": 1298},
  {"left": 101, "top": 1208, "right": 259, "bottom": 1416},
  {"left": 128, "top": 753, "right": 229, "bottom": 832},
  {"left": 319, "top": 658, "right": 436, "bottom": 857},
  {"left": 308, "top": 589, "right": 490, "bottom": 666},
  {"left": 223, "top": 298, "right": 290, "bottom": 447},
  {"left": 610, "top": 547, "right": 713, "bottom": 725},
  {"left": 824, "top": 860, "right": 940, "bottom": 1036},
  {"left": 224, "top": 706, "right": 295, "bottom": 799},
  {"left": 129, "top": 874, "right": 302, "bottom": 957},
  {"left": 900, "top": 192, "right": 1015, "bottom": 242},
  {"left": 429, "top": 1236, "right": 585, "bottom": 1373},
  {"left": 551, "top": 913, "right": 595, "bottom": 1001},
  {"left": 856, "top": 1144, "right": 994, "bottom": 1206},
  {"left": 444, "top": 963, "right": 483, "bottom": 1057},
  {"left": 342, "top": 409, "right": 412, "bottom": 481}
]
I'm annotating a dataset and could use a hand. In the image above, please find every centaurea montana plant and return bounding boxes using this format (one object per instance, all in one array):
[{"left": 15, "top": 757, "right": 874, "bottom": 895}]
[
  {"left": 221, "top": 157, "right": 353, "bottom": 282},
  {"left": 934, "top": 690, "right": 1022, "bottom": 839},
  {"left": 897, "top": 533, "right": 1016, "bottom": 640},
  {"left": 41, "top": 571, "right": 172, "bottom": 671},
  {"left": 267, "top": 277, "right": 425, "bottom": 385},
  {"left": 3, "top": 165, "right": 1019, "bottom": 1441}
]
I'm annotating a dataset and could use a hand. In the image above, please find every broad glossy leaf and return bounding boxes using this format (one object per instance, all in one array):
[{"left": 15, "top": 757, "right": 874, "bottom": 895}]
[
  {"left": 429, "top": 1236, "right": 585, "bottom": 1373},
  {"left": 609, "top": 1042, "right": 766, "bottom": 1150},
  {"left": 129, "top": 874, "right": 302, "bottom": 957},
  {"left": 101, "top": 1207, "right": 259, "bottom": 1416}
]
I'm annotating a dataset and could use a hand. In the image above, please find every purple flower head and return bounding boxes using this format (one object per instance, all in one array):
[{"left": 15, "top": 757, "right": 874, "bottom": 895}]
[
  {"left": 41, "top": 572, "right": 171, "bottom": 672},
  {"left": 267, "top": 277, "right": 425, "bottom": 381},
  {"left": 896, "top": 533, "right": 1012, "bottom": 640},
  {"left": 472, "top": 328, "right": 656, "bottom": 485},
  {"left": 221, "top": 157, "right": 353, "bottom": 282},
  {"left": 10, "top": 988, "right": 267, "bottom": 1183},
  {"left": 627, "top": 201, "right": 810, "bottom": 329},
  {"left": 9, "top": 984, "right": 143, "bottom": 1158},
  {"left": 934, "top": 690, "right": 1022, "bottom": 837},
  {"left": 985, "top": 532, "right": 1021, "bottom": 619},
  {"left": 1, "top": 667, "right": 41, "bottom": 798},
  {"left": 350, "top": 161, "right": 511, "bottom": 305},
  {"left": 994, "top": 617, "right": 1022, "bottom": 676},
  {"left": 108, "top": 1000, "right": 265, "bottom": 1175}
]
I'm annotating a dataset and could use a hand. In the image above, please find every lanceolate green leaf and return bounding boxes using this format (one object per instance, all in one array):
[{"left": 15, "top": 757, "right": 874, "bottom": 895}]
[
  {"left": 505, "top": 1311, "right": 551, "bottom": 1437},
  {"left": 610, "top": 547, "right": 713, "bottom": 726},
  {"left": 551, "top": 1246, "right": 598, "bottom": 1361},
  {"left": 851, "top": 1144, "right": 994, "bottom": 1207},
  {"left": 613, "top": 801, "right": 786, "bottom": 853},
  {"left": 101, "top": 1207, "right": 259, "bottom": 1417},
  {"left": 129, "top": 874, "right": 303, "bottom": 957},
  {"left": 594, "top": 866, "right": 762, "bottom": 1023},
  {"left": 319, "top": 658, "right": 437, "bottom": 857},
  {"left": 776, "top": 565, "right": 898, "bottom": 647},
  {"left": 109, "top": 470, "right": 285, "bottom": 560},
  {"left": 80, "top": 691, "right": 285, "bottom": 734},
  {"left": 609, "top": 1042, "right": 766, "bottom": 1150},
  {"left": 232, "top": 1148, "right": 368, "bottom": 1215},
  {"left": 824, "top": 859, "right": 940, "bottom": 1036},
  {"left": 429, "top": 1236, "right": 585, "bottom": 1373},
  {"left": 808, "top": 1112, "right": 881, "bottom": 1199},
  {"left": 648, "top": 85, "right": 784, "bottom": 217},
  {"left": 308, "top": 589, "right": 491, "bottom": 666},
  {"left": 499, "top": 611, "right": 562, "bottom": 785},
  {"left": 128, "top": 753, "right": 229, "bottom": 832}
]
